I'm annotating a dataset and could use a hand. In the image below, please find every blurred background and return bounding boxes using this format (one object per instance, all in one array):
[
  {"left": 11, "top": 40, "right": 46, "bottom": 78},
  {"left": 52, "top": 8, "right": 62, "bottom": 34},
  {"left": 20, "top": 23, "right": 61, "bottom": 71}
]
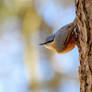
[{"left": 0, "top": 0, "right": 80, "bottom": 92}]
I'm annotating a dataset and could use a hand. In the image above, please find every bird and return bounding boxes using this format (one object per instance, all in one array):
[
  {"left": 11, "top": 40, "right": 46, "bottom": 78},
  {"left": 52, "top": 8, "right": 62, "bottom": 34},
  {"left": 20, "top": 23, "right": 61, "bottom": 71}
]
[{"left": 40, "top": 22, "right": 76, "bottom": 54}]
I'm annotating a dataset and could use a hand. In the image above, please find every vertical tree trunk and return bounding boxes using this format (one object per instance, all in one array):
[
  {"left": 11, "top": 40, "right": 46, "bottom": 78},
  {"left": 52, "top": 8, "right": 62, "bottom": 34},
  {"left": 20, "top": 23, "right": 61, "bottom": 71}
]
[{"left": 75, "top": 0, "right": 92, "bottom": 92}]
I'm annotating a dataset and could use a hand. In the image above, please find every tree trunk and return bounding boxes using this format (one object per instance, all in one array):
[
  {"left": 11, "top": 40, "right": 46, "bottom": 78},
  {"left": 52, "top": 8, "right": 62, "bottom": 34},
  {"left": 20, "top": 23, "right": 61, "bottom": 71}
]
[{"left": 75, "top": 0, "right": 92, "bottom": 92}]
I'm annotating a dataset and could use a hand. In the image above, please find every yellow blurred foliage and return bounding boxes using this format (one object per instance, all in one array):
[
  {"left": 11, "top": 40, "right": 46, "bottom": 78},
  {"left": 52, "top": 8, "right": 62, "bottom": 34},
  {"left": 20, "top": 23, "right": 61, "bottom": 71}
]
[{"left": 22, "top": 6, "right": 41, "bottom": 37}]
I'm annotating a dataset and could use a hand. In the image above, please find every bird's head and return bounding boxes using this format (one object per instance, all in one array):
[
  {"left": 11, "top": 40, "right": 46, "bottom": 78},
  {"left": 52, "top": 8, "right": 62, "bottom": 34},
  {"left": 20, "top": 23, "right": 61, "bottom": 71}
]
[{"left": 40, "top": 34, "right": 57, "bottom": 52}]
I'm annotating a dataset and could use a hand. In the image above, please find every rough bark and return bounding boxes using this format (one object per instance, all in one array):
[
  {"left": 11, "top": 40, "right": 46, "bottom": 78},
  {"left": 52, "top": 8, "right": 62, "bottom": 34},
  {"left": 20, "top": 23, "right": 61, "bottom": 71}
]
[{"left": 75, "top": 0, "right": 92, "bottom": 92}]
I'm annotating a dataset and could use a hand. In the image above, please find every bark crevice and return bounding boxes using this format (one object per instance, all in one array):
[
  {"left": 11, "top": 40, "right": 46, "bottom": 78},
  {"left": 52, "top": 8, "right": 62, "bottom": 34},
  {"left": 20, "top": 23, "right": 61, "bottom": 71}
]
[{"left": 75, "top": 0, "right": 92, "bottom": 92}]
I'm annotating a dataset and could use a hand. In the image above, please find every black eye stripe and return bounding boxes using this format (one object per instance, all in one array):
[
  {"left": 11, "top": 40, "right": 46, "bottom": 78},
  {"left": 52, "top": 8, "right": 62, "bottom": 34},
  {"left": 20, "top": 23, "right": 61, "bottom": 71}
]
[
  {"left": 40, "top": 39, "right": 54, "bottom": 45},
  {"left": 45, "top": 39, "right": 54, "bottom": 44},
  {"left": 40, "top": 34, "right": 55, "bottom": 45}
]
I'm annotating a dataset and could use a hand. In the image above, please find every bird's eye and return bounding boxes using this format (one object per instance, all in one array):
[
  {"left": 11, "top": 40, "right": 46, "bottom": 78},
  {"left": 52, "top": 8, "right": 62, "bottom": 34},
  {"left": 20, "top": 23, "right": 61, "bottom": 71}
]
[
  {"left": 45, "top": 34, "right": 55, "bottom": 44},
  {"left": 46, "top": 39, "right": 54, "bottom": 44},
  {"left": 40, "top": 39, "right": 53, "bottom": 45},
  {"left": 40, "top": 34, "right": 55, "bottom": 45}
]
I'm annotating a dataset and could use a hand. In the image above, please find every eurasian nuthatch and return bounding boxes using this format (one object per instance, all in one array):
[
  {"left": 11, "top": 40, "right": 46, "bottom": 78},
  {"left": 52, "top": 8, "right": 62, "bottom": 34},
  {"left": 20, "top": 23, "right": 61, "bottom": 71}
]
[{"left": 40, "top": 22, "right": 76, "bottom": 54}]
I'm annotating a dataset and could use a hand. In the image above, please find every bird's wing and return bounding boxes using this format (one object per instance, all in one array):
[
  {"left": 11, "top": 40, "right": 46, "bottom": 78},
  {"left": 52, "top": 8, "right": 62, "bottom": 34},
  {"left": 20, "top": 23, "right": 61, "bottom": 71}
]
[{"left": 55, "top": 23, "right": 74, "bottom": 52}]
